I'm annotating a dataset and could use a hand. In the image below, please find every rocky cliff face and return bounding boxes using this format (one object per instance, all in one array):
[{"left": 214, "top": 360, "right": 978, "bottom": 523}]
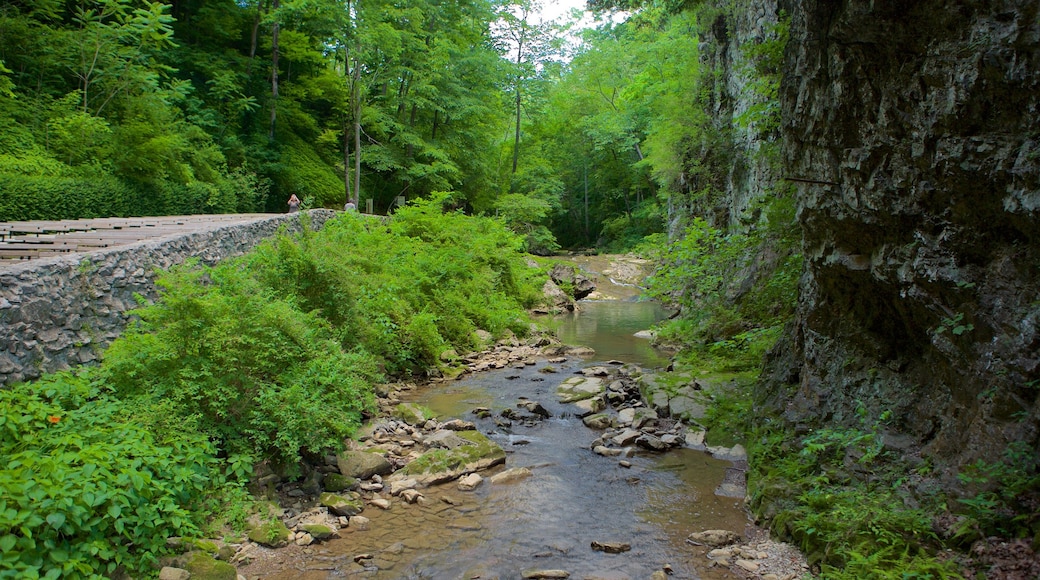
[
  {"left": 669, "top": 0, "right": 783, "bottom": 234},
  {"left": 765, "top": 0, "right": 1039, "bottom": 476}
]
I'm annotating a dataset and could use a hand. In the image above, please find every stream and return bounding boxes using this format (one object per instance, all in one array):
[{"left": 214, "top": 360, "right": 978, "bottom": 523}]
[{"left": 247, "top": 261, "right": 750, "bottom": 580}]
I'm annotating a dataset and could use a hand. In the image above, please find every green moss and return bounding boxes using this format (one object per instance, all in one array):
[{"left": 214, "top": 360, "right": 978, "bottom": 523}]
[
  {"left": 400, "top": 430, "right": 504, "bottom": 476},
  {"left": 184, "top": 551, "right": 237, "bottom": 580},
  {"left": 301, "top": 524, "right": 336, "bottom": 540},
  {"left": 247, "top": 520, "right": 291, "bottom": 548},
  {"left": 322, "top": 473, "right": 356, "bottom": 492},
  {"left": 393, "top": 402, "right": 434, "bottom": 426}
]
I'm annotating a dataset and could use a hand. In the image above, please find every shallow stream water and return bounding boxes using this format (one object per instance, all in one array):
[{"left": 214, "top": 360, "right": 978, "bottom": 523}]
[{"left": 252, "top": 296, "right": 749, "bottom": 579}]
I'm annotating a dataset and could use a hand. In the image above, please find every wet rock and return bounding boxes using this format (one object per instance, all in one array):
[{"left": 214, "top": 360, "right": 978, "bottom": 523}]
[
  {"left": 400, "top": 489, "right": 423, "bottom": 504},
  {"left": 457, "top": 473, "right": 483, "bottom": 491},
  {"left": 425, "top": 429, "right": 469, "bottom": 449},
  {"left": 301, "top": 524, "right": 336, "bottom": 540},
  {"left": 590, "top": 541, "right": 631, "bottom": 553},
  {"left": 319, "top": 492, "right": 364, "bottom": 517},
  {"left": 522, "top": 570, "right": 570, "bottom": 579},
  {"left": 247, "top": 520, "right": 292, "bottom": 548},
  {"left": 440, "top": 418, "right": 476, "bottom": 431},
  {"left": 593, "top": 445, "right": 624, "bottom": 457},
  {"left": 684, "top": 429, "right": 707, "bottom": 450},
  {"left": 388, "top": 478, "right": 418, "bottom": 496},
  {"left": 322, "top": 473, "right": 357, "bottom": 492},
  {"left": 688, "top": 529, "right": 741, "bottom": 547},
  {"left": 582, "top": 413, "right": 612, "bottom": 429},
  {"left": 612, "top": 429, "right": 642, "bottom": 446},
  {"left": 556, "top": 376, "right": 605, "bottom": 403},
  {"left": 369, "top": 498, "right": 391, "bottom": 510},
  {"left": 337, "top": 450, "right": 393, "bottom": 480},
  {"left": 348, "top": 515, "right": 370, "bottom": 530},
  {"left": 572, "top": 397, "right": 605, "bottom": 417},
  {"left": 636, "top": 434, "right": 667, "bottom": 451},
  {"left": 159, "top": 568, "right": 190, "bottom": 580},
  {"left": 489, "top": 467, "right": 532, "bottom": 484},
  {"left": 393, "top": 430, "right": 506, "bottom": 486},
  {"left": 520, "top": 400, "right": 552, "bottom": 418},
  {"left": 393, "top": 403, "right": 432, "bottom": 426}
]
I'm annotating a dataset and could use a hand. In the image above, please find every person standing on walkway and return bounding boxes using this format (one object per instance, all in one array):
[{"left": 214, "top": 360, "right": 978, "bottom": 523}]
[{"left": 287, "top": 194, "right": 301, "bottom": 213}]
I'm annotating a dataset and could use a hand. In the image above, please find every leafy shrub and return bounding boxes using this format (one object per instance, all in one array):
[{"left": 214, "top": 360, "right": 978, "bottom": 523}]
[
  {"left": 0, "top": 372, "right": 221, "bottom": 578},
  {"left": 100, "top": 259, "right": 377, "bottom": 468},
  {"left": 248, "top": 196, "right": 543, "bottom": 375}
]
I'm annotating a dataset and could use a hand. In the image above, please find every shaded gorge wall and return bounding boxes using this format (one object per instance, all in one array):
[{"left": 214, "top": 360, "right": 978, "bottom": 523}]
[{"left": 764, "top": 0, "right": 1039, "bottom": 480}]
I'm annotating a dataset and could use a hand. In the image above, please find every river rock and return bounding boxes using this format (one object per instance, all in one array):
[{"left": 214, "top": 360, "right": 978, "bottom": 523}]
[
  {"left": 425, "top": 429, "right": 469, "bottom": 449},
  {"left": 388, "top": 478, "right": 418, "bottom": 496},
  {"left": 684, "top": 429, "right": 707, "bottom": 450},
  {"left": 572, "top": 396, "right": 605, "bottom": 417},
  {"left": 301, "top": 524, "right": 336, "bottom": 540},
  {"left": 617, "top": 407, "right": 636, "bottom": 426},
  {"left": 583, "top": 413, "right": 612, "bottom": 429},
  {"left": 630, "top": 407, "right": 658, "bottom": 429},
  {"left": 369, "top": 498, "right": 391, "bottom": 510},
  {"left": 581, "top": 366, "right": 611, "bottom": 377},
  {"left": 708, "top": 444, "right": 747, "bottom": 462},
  {"left": 520, "top": 400, "right": 552, "bottom": 418},
  {"left": 688, "top": 529, "right": 741, "bottom": 547},
  {"left": 319, "top": 492, "right": 364, "bottom": 517},
  {"left": 735, "top": 559, "right": 760, "bottom": 573},
  {"left": 590, "top": 541, "right": 631, "bottom": 553},
  {"left": 564, "top": 345, "right": 595, "bottom": 357},
  {"left": 522, "top": 570, "right": 570, "bottom": 579},
  {"left": 668, "top": 396, "right": 706, "bottom": 421},
  {"left": 457, "top": 473, "right": 483, "bottom": 491},
  {"left": 636, "top": 434, "right": 667, "bottom": 451},
  {"left": 159, "top": 568, "right": 190, "bottom": 580},
  {"left": 593, "top": 445, "right": 624, "bottom": 457},
  {"left": 247, "top": 520, "right": 292, "bottom": 548},
  {"left": 489, "top": 467, "right": 532, "bottom": 484},
  {"left": 322, "top": 473, "right": 357, "bottom": 492},
  {"left": 556, "top": 376, "right": 605, "bottom": 403},
  {"left": 400, "top": 489, "right": 424, "bottom": 504},
  {"left": 337, "top": 450, "right": 393, "bottom": 480},
  {"left": 612, "top": 429, "right": 642, "bottom": 446},
  {"left": 393, "top": 430, "right": 506, "bottom": 486},
  {"left": 348, "top": 515, "right": 370, "bottom": 530},
  {"left": 440, "top": 418, "right": 476, "bottom": 431},
  {"left": 392, "top": 402, "right": 432, "bottom": 426}
]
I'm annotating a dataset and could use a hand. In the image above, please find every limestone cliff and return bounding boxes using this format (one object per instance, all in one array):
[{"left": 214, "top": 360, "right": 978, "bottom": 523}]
[{"left": 764, "top": 0, "right": 1039, "bottom": 478}]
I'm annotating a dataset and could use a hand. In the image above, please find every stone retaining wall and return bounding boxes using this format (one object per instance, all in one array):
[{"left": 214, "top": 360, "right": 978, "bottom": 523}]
[{"left": 0, "top": 210, "right": 337, "bottom": 386}]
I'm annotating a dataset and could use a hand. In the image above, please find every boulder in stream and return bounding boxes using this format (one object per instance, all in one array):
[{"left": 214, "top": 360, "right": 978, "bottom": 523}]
[{"left": 391, "top": 430, "right": 505, "bottom": 486}]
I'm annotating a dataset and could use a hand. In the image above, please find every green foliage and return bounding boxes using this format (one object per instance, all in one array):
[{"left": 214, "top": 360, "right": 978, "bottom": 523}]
[
  {"left": 100, "top": 259, "right": 378, "bottom": 468},
  {"left": 248, "top": 196, "right": 543, "bottom": 375},
  {"left": 0, "top": 372, "right": 223, "bottom": 578},
  {"left": 738, "top": 407, "right": 964, "bottom": 579},
  {"left": 953, "top": 441, "right": 1040, "bottom": 542}
]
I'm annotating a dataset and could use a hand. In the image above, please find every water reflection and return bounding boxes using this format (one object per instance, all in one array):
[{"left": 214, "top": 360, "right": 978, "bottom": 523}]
[{"left": 554, "top": 300, "right": 671, "bottom": 368}]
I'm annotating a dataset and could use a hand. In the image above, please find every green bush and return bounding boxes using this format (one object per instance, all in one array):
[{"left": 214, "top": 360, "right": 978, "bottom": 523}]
[
  {"left": 99, "top": 259, "right": 377, "bottom": 468},
  {"left": 0, "top": 373, "right": 221, "bottom": 578},
  {"left": 0, "top": 174, "right": 139, "bottom": 221},
  {"left": 247, "top": 197, "right": 543, "bottom": 375}
]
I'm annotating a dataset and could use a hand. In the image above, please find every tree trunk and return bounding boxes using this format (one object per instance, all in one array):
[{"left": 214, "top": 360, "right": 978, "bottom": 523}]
[{"left": 269, "top": 0, "right": 280, "bottom": 140}]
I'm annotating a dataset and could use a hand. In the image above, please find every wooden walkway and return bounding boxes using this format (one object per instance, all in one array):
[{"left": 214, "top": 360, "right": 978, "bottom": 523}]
[{"left": 0, "top": 214, "right": 275, "bottom": 264}]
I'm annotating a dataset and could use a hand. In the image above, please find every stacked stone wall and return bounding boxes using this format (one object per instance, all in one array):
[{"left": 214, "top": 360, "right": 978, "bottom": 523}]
[{"left": 0, "top": 210, "right": 336, "bottom": 386}]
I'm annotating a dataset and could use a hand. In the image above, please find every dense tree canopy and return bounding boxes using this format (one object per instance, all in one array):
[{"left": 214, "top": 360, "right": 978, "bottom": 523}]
[{"left": 0, "top": 0, "right": 718, "bottom": 251}]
